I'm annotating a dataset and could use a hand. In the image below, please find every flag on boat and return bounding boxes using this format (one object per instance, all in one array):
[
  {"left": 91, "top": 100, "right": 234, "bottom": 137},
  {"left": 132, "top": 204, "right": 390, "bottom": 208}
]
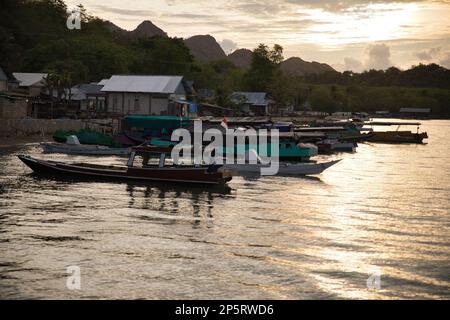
[{"left": 221, "top": 117, "right": 228, "bottom": 130}]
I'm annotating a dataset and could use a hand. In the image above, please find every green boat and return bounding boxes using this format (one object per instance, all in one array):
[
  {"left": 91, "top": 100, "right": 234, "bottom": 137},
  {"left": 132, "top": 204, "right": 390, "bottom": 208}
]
[
  {"left": 122, "top": 115, "right": 190, "bottom": 135},
  {"left": 53, "top": 130, "right": 77, "bottom": 143},
  {"left": 53, "top": 129, "right": 119, "bottom": 147},
  {"left": 149, "top": 138, "right": 318, "bottom": 161},
  {"left": 149, "top": 137, "right": 177, "bottom": 147},
  {"left": 222, "top": 140, "right": 318, "bottom": 160}
]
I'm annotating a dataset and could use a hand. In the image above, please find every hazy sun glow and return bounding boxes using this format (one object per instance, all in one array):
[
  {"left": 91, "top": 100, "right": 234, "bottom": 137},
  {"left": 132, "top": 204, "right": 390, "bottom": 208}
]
[{"left": 297, "top": 3, "right": 418, "bottom": 48}]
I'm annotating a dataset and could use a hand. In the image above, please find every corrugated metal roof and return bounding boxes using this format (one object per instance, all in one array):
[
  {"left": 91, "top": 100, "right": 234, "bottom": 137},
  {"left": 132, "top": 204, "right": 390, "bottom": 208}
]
[
  {"left": 13, "top": 73, "right": 47, "bottom": 87},
  {"left": 97, "top": 79, "right": 109, "bottom": 86},
  {"left": 101, "top": 75, "right": 183, "bottom": 93},
  {"left": 231, "top": 92, "right": 268, "bottom": 106},
  {"left": 77, "top": 84, "right": 104, "bottom": 95}
]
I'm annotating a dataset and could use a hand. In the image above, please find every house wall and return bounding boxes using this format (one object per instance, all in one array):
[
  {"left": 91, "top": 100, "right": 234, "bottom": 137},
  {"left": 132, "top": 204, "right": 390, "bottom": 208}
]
[
  {"left": 106, "top": 92, "right": 172, "bottom": 115},
  {"left": 28, "top": 86, "right": 43, "bottom": 97},
  {"left": 0, "top": 80, "right": 7, "bottom": 92},
  {"left": 249, "top": 105, "right": 268, "bottom": 116},
  {"left": 80, "top": 96, "right": 106, "bottom": 112},
  {"left": 0, "top": 96, "right": 28, "bottom": 119}
]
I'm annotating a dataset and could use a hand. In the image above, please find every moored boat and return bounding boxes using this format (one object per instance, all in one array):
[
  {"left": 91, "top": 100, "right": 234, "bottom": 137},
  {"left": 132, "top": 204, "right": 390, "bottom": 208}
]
[
  {"left": 19, "top": 146, "right": 233, "bottom": 185},
  {"left": 53, "top": 129, "right": 119, "bottom": 147},
  {"left": 223, "top": 159, "right": 341, "bottom": 176},
  {"left": 366, "top": 131, "right": 428, "bottom": 143},
  {"left": 42, "top": 135, "right": 130, "bottom": 156},
  {"left": 316, "top": 139, "right": 357, "bottom": 154},
  {"left": 363, "top": 121, "right": 428, "bottom": 144},
  {"left": 41, "top": 143, "right": 131, "bottom": 156}
]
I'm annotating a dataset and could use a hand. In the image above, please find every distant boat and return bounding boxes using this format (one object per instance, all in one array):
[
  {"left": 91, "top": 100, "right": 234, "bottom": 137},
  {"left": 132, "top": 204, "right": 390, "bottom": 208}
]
[
  {"left": 220, "top": 142, "right": 318, "bottom": 161},
  {"left": 18, "top": 146, "right": 233, "bottom": 185},
  {"left": 364, "top": 121, "right": 428, "bottom": 144},
  {"left": 219, "top": 149, "right": 339, "bottom": 176},
  {"left": 42, "top": 135, "right": 130, "bottom": 156},
  {"left": 316, "top": 139, "right": 357, "bottom": 153},
  {"left": 224, "top": 159, "right": 341, "bottom": 176},
  {"left": 150, "top": 136, "right": 318, "bottom": 161},
  {"left": 41, "top": 143, "right": 130, "bottom": 156},
  {"left": 366, "top": 131, "right": 428, "bottom": 144},
  {"left": 53, "top": 129, "right": 118, "bottom": 147}
]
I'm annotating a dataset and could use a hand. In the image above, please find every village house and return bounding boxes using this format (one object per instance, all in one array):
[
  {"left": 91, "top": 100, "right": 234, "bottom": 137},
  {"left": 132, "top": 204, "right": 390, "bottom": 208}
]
[
  {"left": 31, "top": 83, "right": 107, "bottom": 119},
  {"left": 101, "top": 75, "right": 187, "bottom": 116},
  {"left": 0, "top": 92, "right": 29, "bottom": 119},
  {"left": 71, "top": 83, "right": 107, "bottom": 114},
  {"left": 11, "top": 72, "right": 47, "bottom": 97},
  {"left": 230, "top": 92, "right": 273, "bottom": 116}
]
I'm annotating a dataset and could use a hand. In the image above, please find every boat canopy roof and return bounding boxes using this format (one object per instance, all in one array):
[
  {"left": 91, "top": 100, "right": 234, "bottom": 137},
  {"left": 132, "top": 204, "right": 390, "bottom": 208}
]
[
  {"left": 366, "top": 121, "right": 421, "bottom": 126},
  {"left": 295, "top": 126, "right": 346, "bottom": 132}
]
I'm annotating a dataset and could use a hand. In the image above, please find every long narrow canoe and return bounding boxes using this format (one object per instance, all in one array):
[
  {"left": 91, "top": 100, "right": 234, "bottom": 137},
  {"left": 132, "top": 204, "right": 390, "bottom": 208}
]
[{"left": 18, "top": 155, "right": 232, "bottom": 185}]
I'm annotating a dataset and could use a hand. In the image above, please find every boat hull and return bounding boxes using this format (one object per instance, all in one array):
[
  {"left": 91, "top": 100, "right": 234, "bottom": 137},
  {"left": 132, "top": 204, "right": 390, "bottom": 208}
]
[
  {"left": 223, "top": 160, "right": 341, "bottom": 176},
  {"left": 317, "top": 141, "right": 356, "bottom": 154},
  {"left": 18, "top": 155, "right": 231, "bottom": 185},
  {"left": 366, "top": 131, "right": 428, "bottom": 143}
]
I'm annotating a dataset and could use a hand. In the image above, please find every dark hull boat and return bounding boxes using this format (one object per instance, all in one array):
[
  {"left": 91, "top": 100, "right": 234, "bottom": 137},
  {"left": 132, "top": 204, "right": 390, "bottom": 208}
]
[
  {"left": 18, "top": 154, "right": 232, "bottom": 185},
  {"left": 363, "top": 122, "right": 428, "bottom": 144},
  {"left": 366, "top": 131, "right": 428, "bottom": 144}
]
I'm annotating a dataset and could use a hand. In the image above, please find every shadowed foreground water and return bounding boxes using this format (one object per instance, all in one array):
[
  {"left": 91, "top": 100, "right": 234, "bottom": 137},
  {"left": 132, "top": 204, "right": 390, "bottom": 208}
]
[{"left": 0, "top": 120, "right": 449, "bottom": 299}]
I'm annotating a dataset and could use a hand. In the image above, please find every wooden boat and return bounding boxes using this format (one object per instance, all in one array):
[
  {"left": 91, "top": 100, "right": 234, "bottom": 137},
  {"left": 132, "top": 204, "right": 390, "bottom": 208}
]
[
  {"left": 364, "top": 121, "right": 428, "bottom": 144},
  {"left": 41, "top": 142, "right": 131, "bottom": 156},
  {"left": 316, "top": 139, "right": 357, "bottom": 154},
  {"left": 18, "top": 146, "right": 233, "bottom": 185},
  {"left": 221, "top": 141, "right": 318, "bottom": 161},
  {"left": 151, "top": 135, "right": 318, "bottom": 161},
  {"left": 223, "top": 159, "right": 341, "bottom": 176},
  {"left": 42, "top": 135, "right": 130, "bottom": 156},
  {"left": 219, "top": 149, "right": 340, "bottom": 176},
  {"left": 366, "top": 131, "right": 428, "bottom": 143},
  {"left": 53, "top": 129, "right": 119, "bottom": 147}
]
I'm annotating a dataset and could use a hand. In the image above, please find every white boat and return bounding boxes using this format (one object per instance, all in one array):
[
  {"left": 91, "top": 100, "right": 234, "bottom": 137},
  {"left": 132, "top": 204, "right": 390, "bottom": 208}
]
[
  {"left": 41, "top": 135, "right": 130, "bottom": 156},
  {"left": 221, "top": 150, "right": 341, "bottom": 176}
]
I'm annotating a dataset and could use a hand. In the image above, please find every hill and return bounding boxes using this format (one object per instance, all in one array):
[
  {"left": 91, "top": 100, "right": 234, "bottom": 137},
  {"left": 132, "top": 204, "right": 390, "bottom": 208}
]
[
  {"left": 184, "top": 35, "right": 227, "bottom": 63},
  {"left": 129, "top": 20, "right": 168, "bottom": 39},
  {"left": 227, "top": 49, "right": 253, "bottom": 69},
  {"left": 280, "top": 57, "right": 335, "bottom": 76}
]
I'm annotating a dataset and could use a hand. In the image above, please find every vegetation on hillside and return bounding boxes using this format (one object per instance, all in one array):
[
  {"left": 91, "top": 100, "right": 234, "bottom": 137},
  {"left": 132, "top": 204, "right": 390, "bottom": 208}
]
[{"left": 1, "top": 0, "right": 450, "bottom": 116}]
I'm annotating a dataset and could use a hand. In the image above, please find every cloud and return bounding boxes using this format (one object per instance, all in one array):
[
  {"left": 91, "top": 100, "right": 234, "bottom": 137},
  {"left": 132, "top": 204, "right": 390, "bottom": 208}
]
[
  {"left": 336, "top": 43, "right": 395, "bottom": 71},
  {"left": 439, "top": 52, "right": 450, "bottom": 68},
  {"left": 285, "top": 0, "right": 429, "bottom": 12},
  {"left": 414, "top": 47, "right": 450, "bottom": 68},
  {"left": 364, "top": 43, "right": 392, "bottom": 70},
  {"left": 220, "top": 39, "right": 238, "bottom": 54},
  {"left": 415, "top": 47, "right": 442, "bottom": 60},
  {"left": 229, "top": 0, "right": 288, "bottom": 17},
  {"left": 344, "top": 57, "right": 364, "bottom": 72},
  {"left": 91, "top": 5, "right": 154, "bottom": 17}
]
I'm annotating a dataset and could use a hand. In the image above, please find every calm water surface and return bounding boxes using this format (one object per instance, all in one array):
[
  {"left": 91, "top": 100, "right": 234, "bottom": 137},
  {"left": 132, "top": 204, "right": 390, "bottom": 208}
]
[{"left": 0, "top": 119, "right": 449, "bottom": 299}]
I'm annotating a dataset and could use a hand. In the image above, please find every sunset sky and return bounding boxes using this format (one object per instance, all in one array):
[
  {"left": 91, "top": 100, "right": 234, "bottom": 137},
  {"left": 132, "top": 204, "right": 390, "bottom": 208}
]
[{"left": 65, "top": 0, "right": 450, "bottom": 71}]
